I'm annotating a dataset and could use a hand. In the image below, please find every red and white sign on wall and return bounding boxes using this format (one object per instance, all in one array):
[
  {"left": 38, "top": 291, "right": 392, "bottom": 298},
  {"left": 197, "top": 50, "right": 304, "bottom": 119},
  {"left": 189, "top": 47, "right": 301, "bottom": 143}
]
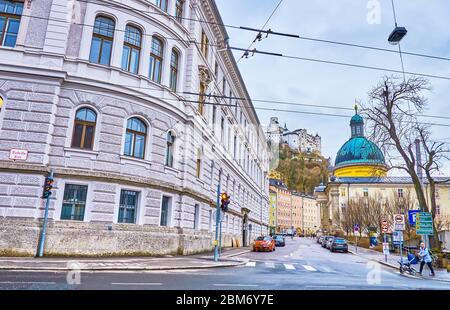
[
  {"left": 9, "top": 149, "right": 28, "bottom": 161},
  {"left": 381, "top": 220, "right": 389, "bottom": 234}
]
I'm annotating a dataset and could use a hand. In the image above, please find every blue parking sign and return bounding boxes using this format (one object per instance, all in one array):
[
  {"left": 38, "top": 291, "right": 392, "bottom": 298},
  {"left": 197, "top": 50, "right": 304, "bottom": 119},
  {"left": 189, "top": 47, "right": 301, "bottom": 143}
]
[{"left": 408, "top": 210, "right": 420, "bottom": 227}]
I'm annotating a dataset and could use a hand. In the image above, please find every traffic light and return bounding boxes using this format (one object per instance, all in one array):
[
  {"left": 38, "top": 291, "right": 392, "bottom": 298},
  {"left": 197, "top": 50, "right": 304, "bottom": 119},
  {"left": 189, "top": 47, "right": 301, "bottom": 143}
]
[
  {"left": 42, "top": 174, "right": 54, "bottom": 199},
  {"left": 220, "top": 192, "right": 230, "bottom": 212}
]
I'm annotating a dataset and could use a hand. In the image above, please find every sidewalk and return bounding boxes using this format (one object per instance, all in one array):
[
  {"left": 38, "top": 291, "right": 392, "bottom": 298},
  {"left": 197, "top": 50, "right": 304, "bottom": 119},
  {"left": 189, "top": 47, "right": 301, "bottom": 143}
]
[
  {"left": 348, "top": 245, "right": 450, "bottom": 283},
  {"left": 0, "top": 247, "right": 251, "bottom": 272}
]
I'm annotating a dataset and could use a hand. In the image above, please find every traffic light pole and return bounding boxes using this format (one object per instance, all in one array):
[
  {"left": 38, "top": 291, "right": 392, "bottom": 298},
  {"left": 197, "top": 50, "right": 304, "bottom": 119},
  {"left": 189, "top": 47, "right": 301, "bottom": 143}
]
[
  {"left": 37, "top": 170, "right": 53, "bottom": 257},
  {"left": 214, "top": 183, "right": 221, "bottom": 262}
]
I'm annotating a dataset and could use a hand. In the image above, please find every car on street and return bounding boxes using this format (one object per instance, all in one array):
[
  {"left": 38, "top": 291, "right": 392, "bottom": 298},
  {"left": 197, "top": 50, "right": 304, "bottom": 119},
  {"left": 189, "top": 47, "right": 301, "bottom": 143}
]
[
  {"left": 317, "top": 236, "right": 324, "bottom": 244},
  {"left": 253, "top": 236, "right": 276, "bottom": 252},
  {"left": 325, "top": 237, "right": 335, "bottom": 250},
  {"left": 273, "top": 235, "right": 286, "bottom": 247},
  {"left": 321, "top": 236, "right": 333, "bottom": 248},
  {"left": 330, "top": 237, "right": 349, "bottom": 253}
]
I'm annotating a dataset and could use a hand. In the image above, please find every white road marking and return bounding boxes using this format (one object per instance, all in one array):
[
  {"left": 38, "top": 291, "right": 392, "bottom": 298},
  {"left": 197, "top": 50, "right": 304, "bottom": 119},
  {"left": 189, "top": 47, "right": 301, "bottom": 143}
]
[
  {"left": 213, "top": 284, "right": 259, "bottom": 287},
  {"left": 265, "top": 262, "right": 275, "bottom": 268},
  {"left": 284, "top": 264, "right": 296, "bottom": 270},
  {"left": 305, "top": 285, "right": 346, "bottom": 289},
  {"left": 0, "top": 281, "right": 57, "bottom": 285},
  {"left": 245, "top": 261, "right": 256, "bottom": 267},
  {"left": 319, "top": 266, "right": 333, "bottom": 273},
  {"left": 303, "top": 265, "right": 317, "bottom": 272},
  {"left": 111, "top": 283, "right": 163, "bottom": 286}
]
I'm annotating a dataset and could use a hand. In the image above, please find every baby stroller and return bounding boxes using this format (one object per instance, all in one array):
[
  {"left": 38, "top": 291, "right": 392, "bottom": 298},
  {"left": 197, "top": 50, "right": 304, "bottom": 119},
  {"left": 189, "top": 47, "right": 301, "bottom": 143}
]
[{"left": 399, "top": 252, "right": 420, "bottom": 276}]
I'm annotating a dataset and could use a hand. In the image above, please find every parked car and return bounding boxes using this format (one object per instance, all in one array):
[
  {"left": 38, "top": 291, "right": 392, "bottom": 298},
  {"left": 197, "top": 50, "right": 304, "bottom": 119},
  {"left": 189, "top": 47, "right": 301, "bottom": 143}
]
[
  {"left": 330, "top": 237, "right": 348, "bottom": 253},
  {"left": 317, "top": 236, "right": 324, "bottom": 244},
  {"left": 253, "top": 236, "right": 276, "bottom": 252},
  {"left": 325, "top": 237, "right": 335, "bottom": 250},
  {"left": 321, "top": 236, "right": 333, "bottom": 248},
  {"left": 273, "top": 235, "right": 286, "bottom": 247}
]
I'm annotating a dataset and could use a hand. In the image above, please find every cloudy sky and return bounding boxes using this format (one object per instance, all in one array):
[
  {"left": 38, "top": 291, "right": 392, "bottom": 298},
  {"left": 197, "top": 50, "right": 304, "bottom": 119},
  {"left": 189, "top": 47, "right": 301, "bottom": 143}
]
[{"left": 215, "top": 0, "right": 450, "bottom": 175}]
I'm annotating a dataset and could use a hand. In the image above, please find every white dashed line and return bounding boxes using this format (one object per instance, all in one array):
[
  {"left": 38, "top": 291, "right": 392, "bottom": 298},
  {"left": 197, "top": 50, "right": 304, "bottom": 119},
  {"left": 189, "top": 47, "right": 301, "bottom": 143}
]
[
  {"left": 303, "top": 265, "right": 317, "bottom": 272},
  {"left": 245, "top": 261, "right": 256, "bottom": 267},
  {"left": 284, "top": 264, "right": 296, "bottom": 270},
  {"left": 265, "top": 262, "right": 275, "bottom": 268}
]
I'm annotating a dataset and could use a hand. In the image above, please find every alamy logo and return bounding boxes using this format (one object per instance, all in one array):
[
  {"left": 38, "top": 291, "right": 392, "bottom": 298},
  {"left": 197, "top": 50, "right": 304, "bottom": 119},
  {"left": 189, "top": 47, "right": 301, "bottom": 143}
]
[
  {"left": 366, "top": 261, "right": 382, "bottom": 285},
  {"left": 367, "top": 0, "right": 381, "bottom": 25},
  {"left": 66, "top": 261, "right": 81, "bottom": 285}
]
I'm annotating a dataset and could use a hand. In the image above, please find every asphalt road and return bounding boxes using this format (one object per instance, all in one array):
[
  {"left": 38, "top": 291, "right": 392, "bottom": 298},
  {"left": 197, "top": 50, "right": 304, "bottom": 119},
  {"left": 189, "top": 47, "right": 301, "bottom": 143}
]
[{"left": 1, "top": 238, "right": 449, "bottom": 290}]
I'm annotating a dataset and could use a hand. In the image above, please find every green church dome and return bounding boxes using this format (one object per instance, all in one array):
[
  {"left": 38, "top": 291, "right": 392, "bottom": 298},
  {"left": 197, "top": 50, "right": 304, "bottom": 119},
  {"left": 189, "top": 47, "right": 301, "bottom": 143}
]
[{"left": 335, "top": 137, "right": 386, "bottom": 167}]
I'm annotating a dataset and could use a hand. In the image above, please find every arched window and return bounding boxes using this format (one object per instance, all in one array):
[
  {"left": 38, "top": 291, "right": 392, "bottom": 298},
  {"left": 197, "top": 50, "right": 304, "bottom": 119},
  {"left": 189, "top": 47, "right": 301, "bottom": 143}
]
[
  {"left": 156, "top": 0, "right": 168, "bottom": 12},
  {"left": 121, "top": 25, "right": 141, "bottom": 74},
  {"left": 89, "top": 16, "right": 115, "bottom": 65},
  {"left": 72, "top": 108, "right": 97, "bottom": 150},
  {"left": 0, "top": 0, "right": 23, "bottom": 47},
  {"left": 175, "top": 0, "right": 184, "bottom": 23},
  {"left": 124, "top": 118, "right": 147, "bottom": 159},
  {"left": 165, "top": 131, "right": 175, "bottom": 167},
  {"left": 169, "top": 49, "right": 179, "bottom": 92},
  {"left": 149, "top": 37, "right": 163, "bottom": 83}
]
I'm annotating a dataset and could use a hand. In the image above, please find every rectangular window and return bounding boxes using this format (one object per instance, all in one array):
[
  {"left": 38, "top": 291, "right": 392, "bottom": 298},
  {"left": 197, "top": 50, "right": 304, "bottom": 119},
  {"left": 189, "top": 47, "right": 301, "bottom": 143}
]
[
  {"left": 437, "top": 205, "right": 440, "bottom": 215},
  {"left": 0, "top": 1, "right": 23, "bottom": 48},
  {"left": 118, "top": 190, "right": 139, "bottom": 224},
  {"left": 175, "top": 0, "right": 184, "bottom": 23},
  {"left": 194, "top": 204, "right": 200, "bottom": 230},
  {"left": 220, "top": 117, "right": 225, "bottom": 143},
  {"left": 398, "top": 188, "right": 404, "bottom": 198},
  {"left": 160, "top": 196, "right": 172, "bottom": 227},
  {"left": 198, "top": 82, "right": 205, "bottom": 115},
  {"left": 200, "top": 30, "right": 208, "bottom": 58},
  {"left": 214, "top": 61, "right": 219, "bottom": 78},
  {"left": 363, "top": 188, "right": 369, "bottom": 197},
  {"left": 156, "top": 0, "right": 168, "bottom": 12},
  {"left": 61, "top": 184, "right": 88, "bottom": 221}
]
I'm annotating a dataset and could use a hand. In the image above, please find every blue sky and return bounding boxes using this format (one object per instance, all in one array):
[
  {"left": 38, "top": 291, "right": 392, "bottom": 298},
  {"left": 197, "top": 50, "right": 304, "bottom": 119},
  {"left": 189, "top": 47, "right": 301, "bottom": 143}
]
[{"left": 216, "top": 0, "right": 450, "bottom": 175}]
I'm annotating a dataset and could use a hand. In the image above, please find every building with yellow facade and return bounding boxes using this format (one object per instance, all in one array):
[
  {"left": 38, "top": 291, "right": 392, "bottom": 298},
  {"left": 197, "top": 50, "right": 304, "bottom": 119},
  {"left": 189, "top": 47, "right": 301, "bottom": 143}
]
[
  {"left": 269, "top": 190, "right": 278, "bottom": 235},
  {"left": 270, "top": 180, "right": 292, "bottom": 233},
  {"left": 315, "top": 108, "right": 450, "bottom": 234}
]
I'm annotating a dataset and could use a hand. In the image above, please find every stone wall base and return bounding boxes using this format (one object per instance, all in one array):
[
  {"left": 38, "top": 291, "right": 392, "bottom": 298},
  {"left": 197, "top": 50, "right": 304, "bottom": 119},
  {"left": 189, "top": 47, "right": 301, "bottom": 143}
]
[{"left": 0, "top": 218, "right": 241, "bottom": 257}]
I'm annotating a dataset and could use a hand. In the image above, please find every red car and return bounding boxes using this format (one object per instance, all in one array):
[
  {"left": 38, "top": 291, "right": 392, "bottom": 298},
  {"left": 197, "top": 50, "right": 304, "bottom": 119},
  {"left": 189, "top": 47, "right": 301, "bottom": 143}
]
[{"left": 253, "top": 236, "right": 276, "bottom": 252}]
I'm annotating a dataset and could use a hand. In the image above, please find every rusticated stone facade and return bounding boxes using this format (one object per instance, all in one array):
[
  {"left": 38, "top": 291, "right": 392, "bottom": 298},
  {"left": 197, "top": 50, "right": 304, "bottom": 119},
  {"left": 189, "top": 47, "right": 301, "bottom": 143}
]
[{"left": 0, "top": 0, "right": 270, "bottom": 256}]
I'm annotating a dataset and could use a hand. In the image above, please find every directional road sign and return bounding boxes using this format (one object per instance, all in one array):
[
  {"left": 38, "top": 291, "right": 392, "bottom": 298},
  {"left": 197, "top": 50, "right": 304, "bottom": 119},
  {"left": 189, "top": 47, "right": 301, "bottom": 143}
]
[{"left": 416, "top": 212, "right": 434, "bottom": 236}]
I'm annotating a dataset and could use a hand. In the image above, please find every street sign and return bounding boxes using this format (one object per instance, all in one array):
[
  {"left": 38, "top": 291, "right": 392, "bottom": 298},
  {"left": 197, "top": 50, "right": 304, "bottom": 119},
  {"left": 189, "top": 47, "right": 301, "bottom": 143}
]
[
  {"left": 408, "top": 210, "right": 420, "bottom": 227},
  {"left": 383, "top": 242, "right": 390, "bottom": 255},
  {"left": 381, "top": 220, "right": 389, "bottom": 234},
  {"left": 9, "top": 149, "right": 28, "bottom": 161},
  {"left": 394, "top": 214, "right": 405, "bottom": 231},
  {"left": 354, "top": 224, "right": 360, "bottom": 234},
  {"left": 393, "top": 231, "right": 403, "bottom": 245},
  {"left": 416, "top": 212, "right": 434, "bottom": 236}
]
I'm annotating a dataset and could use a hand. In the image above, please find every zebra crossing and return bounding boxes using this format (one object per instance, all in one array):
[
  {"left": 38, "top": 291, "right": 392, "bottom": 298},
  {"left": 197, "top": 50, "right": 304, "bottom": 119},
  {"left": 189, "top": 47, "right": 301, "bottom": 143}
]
[{"left": 242, "top": 261, "right": 332, "bottom": 273}]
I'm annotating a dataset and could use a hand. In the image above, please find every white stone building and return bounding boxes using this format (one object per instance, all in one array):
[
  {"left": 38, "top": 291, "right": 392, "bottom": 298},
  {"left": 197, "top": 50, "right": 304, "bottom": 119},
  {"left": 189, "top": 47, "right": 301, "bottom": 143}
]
[
  {"left": 265, "top": 117, "right": 321, "bottom": 154},
  {"left": 0, "top": 0, "right": 270, "bottom": 256}
]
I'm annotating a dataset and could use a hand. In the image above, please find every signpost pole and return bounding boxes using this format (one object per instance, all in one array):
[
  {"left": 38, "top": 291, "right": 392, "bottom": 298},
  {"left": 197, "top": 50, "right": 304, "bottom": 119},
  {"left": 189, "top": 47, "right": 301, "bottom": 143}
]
[
  {"left": 37, "top": 170, "right": 53, "bottom": 257},
  {"left": 214, "top": 183, "right": 221, "bottom": 263},
  {"left": 384, "top": 233, "right": 387, "bottom": 263}
]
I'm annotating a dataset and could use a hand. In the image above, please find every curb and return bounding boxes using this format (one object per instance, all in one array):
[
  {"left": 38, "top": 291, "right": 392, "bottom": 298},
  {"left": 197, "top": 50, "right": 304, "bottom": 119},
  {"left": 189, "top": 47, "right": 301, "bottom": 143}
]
[
  {"left": 0, "top": 258, "right": 249, "bottom": 272},
  {"left": 348, "top": 250, "right": 450, "bottom": 283}
]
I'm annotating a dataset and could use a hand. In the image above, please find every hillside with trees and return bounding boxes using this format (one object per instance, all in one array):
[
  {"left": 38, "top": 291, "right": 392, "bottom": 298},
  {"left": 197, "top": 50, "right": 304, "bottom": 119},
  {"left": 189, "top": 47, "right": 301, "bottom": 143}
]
[{"left": 274, "top": 145, "right": 330, "bottom": 194}]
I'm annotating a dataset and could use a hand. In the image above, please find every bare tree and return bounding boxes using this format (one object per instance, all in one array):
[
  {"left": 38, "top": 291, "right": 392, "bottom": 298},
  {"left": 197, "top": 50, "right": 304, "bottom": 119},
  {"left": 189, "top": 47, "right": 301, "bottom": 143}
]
[{"left": 363, "top": 76, "right": 430, "bottom": 212}]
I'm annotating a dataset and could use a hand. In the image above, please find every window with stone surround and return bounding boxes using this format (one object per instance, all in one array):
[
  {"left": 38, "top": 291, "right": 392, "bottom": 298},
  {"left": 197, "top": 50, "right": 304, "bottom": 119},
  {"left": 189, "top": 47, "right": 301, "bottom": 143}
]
[
  {"left": 196, "top": 148, "right": 202, "bottom": 179},
  {"left": 156, "top": 0, "right": 168, "bottom": 12},
  {"left": 118, "top": 190, "right": 139, "bottom": 224},
  {"left": 72, "top": 108, "right": 97, "bottom": 150},
  {"left": 61, "top": 184, "right": 88, "bottom": 221},
  {"left": 194, "top": 204, "right": 200, "bottom": 230},
  {"left": 89, "top": 16, "right": 115, "bottom": 65},
  {"left": 169, "top": 48, "right": 179, "bottom": 92},
  {"left": 121, "top": 25, "right": 141, "bottom": 74},
  {"left": 201, "top": 30, "right": 209, "bottom": 59},
  {"left": 149, "top": 37, "right": 164, "bottom": 83},
  {"left": 175, "top": 0, "right": 184, "bottom": 23},
  {"left": 0, "top": 0, "right": 23, "bottom": 48},
  {"left": 165, "top": 131, "right": 175, "bottom": 167},
  {"left": 124, "top": 117, "right": 147, "bottom": 159},
  {"left": 160, "top": 195, "right": 172, "bottom": 227}
]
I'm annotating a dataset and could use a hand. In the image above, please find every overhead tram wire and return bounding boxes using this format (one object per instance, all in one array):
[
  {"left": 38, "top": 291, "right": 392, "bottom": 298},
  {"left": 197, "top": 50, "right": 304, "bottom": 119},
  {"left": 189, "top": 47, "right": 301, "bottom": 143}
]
[
  {"left": 16, "top": 0, "right": 450, "bottom": 63},
  {"left": 22, "top": 12, "right": 450, "bottom": 83}
]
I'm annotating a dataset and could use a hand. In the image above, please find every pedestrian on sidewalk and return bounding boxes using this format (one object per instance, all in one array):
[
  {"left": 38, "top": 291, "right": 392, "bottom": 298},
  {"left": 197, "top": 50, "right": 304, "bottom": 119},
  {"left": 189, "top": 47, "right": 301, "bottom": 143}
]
[{"left": 418, "top": 242, "right": 435, "bottom": 277}]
